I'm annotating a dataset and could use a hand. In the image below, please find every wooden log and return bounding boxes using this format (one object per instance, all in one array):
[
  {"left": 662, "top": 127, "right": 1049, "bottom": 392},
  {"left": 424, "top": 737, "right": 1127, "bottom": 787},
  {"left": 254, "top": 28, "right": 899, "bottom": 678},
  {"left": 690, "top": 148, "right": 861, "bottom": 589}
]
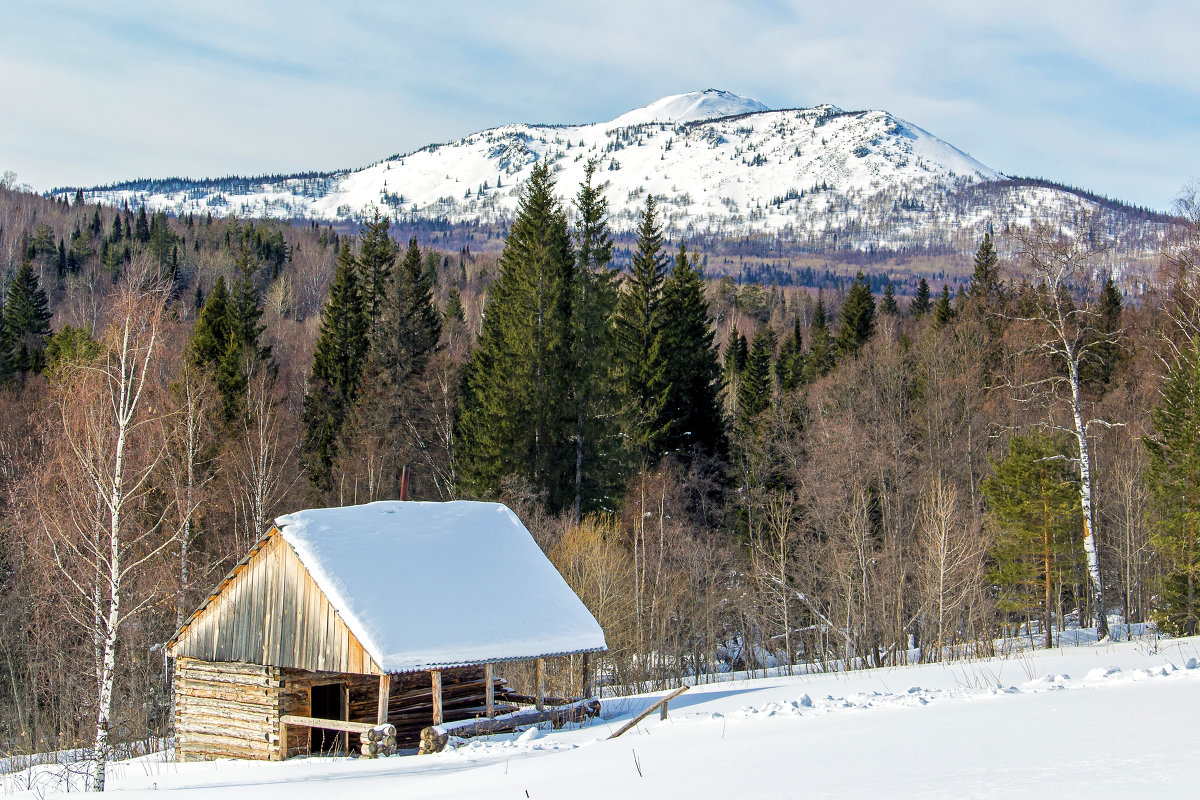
[
  {"left": 377, "top": 674, "right": 391, "bottom": 725},
  {"left": 279, "top": 714, "right": 377, "bottom": 735},
  {"left": 582, "top": 652, "right": 592, "bottom": 698},
  {"left": 535, "top": 658, "right": 545, "bottom": 711},
  {"left": 607, "top": 686, "right": 688, "bottom": 739},
  {"left": 431, "top": 670, "right": 443, "bottom": 726},
  {"left": 417, "top": 700, "right": 602, "bottom": 754},
  {"left": 484, "top": 663, "right": 494, "bottom": 719}
]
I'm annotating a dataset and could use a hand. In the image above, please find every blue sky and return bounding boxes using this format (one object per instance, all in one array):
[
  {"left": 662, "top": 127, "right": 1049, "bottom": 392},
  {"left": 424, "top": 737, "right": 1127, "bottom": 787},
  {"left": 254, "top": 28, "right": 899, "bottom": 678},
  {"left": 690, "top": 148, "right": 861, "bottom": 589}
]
[{"left": 1, "top": 0, "right": 1196, "bottom": 211}]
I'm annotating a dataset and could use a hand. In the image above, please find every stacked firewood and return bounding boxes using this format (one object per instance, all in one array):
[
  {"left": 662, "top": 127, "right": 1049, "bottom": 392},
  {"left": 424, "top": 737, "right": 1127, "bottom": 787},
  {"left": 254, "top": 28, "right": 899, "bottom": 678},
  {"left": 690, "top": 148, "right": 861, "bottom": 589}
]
[{"left": 359, "top": 724, "right": 397, "bottom": 758}]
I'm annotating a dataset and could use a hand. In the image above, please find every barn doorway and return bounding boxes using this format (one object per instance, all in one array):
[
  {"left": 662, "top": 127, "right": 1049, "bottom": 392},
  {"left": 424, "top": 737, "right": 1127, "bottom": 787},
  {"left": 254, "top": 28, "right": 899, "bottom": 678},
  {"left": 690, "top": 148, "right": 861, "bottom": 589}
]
[{"left": 309, "top": 683, "right": 346, "bottom": 755}]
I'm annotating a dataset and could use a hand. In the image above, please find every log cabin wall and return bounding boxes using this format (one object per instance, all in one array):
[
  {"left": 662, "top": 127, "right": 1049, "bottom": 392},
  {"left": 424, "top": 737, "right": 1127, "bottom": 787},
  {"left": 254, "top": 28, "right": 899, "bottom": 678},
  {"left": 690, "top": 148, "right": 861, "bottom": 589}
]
[
  {"left": 176, "top": 659, "right": 516, "bottom": 759},
  {"left": 171, "top": 532, "right": 382, "bottom": 675},
  {"left": 174, "top": 657, "right": 285, "bottom": 761}
]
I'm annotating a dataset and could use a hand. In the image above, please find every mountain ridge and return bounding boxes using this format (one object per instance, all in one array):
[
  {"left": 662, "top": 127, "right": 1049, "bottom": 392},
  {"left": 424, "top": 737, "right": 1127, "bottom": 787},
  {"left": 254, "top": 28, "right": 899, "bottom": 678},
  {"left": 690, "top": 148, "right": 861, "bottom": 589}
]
[{"left": 58, "top": 90, "right": 1169, "bottom": 260}]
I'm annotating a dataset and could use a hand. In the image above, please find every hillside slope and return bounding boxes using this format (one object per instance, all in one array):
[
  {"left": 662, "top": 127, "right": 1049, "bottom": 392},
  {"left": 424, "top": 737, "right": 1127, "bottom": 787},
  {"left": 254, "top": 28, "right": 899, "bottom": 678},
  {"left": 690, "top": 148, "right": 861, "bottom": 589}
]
[{"left": 64, "top": 90, "right": 1169, "bottom": 257}]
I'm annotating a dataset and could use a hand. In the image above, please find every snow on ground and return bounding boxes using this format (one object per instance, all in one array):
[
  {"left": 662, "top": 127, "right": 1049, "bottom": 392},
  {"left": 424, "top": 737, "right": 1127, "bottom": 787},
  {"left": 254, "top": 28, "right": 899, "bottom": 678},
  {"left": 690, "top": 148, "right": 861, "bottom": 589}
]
[{"left": 7, "top": 635, "right": 1199, "bottom": 799}]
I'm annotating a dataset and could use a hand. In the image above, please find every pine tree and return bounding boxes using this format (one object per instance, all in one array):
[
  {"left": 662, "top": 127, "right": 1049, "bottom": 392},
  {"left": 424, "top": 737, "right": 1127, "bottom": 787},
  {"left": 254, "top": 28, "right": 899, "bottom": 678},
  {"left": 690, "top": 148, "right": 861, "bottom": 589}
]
[
  {"left": 738, "top": 326, "right": 776, "bottom": 428},
  {"left": 911, "top": 278, "right": 932, "bottom": 318},
  {"left": 658, "top": 243, "right": 726, "bottom": 459},
  {"left": 933, "top": 285, "right": 955, "bottom": 329},
  {"left": 2, "top": 258, "right": 53, "bottom": 376},
  {"left": 456, "top": 163, "right": 576, "bottom": 507},
  {"left": 837, "top": 271, "right": 876, "bottom": 355},
  {"left": 983, "top": 432, "right": 1083, "bottom": 648},
  {"left": 879, "top": 281, "right": 899, "bottom": 316},
  {"left": 802, "top": 294, "right": 836, "bottom": 383},
  {"left": 1144, "top": 336, "right": 1200, "bottom": 635},
  {"left": 613, "top": 194, "right": 670, "bottom": 461},
  {"left": 357, "top": 209, "right": 399, "bottom": 338},
  {"left": 302, "top": 242, "right": 371, "bottom": 491},
  {"left": 966, "top": 231, "right": 1001, "bottom": 301}
]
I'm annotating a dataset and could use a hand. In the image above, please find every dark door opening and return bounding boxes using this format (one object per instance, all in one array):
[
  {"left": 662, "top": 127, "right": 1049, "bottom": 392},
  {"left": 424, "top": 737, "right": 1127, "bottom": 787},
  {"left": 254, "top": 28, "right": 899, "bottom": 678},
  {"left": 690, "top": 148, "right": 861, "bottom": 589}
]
[{"left": 310, "top": 683, "right": 346, "bottom": 755}]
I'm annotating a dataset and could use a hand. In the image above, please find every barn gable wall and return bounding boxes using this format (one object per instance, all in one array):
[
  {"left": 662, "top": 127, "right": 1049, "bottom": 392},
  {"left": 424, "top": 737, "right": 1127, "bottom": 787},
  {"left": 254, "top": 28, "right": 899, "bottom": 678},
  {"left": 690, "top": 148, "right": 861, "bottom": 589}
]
[{"left": 170, "top": 532, "right": 382, "bottom": 675}]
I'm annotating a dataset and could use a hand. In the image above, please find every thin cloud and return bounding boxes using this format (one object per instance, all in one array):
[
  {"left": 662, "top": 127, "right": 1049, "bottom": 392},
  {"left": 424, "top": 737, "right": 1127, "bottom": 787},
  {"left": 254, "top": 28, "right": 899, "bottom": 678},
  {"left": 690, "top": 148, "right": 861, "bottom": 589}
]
[{"left": 1, "top": 1, "right": 1196, "bottom": 209}]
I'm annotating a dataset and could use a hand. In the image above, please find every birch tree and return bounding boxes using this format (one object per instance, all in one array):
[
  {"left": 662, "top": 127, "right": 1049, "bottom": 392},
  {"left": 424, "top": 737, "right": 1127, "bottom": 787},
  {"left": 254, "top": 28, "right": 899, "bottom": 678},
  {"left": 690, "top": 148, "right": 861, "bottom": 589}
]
[
  {"left": 1009, "top": 222, "right": 1122, "bottom": 638},
  {"left": 34, "top": 271, "right": 175, "bottom": 791}
]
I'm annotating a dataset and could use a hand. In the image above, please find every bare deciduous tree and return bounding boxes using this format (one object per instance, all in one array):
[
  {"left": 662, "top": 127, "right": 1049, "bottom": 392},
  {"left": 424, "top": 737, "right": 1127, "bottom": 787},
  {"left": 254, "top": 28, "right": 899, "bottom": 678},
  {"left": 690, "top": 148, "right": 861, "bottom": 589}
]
[{"left": 33, "top": 269, "right": 176, "bottom": 791}]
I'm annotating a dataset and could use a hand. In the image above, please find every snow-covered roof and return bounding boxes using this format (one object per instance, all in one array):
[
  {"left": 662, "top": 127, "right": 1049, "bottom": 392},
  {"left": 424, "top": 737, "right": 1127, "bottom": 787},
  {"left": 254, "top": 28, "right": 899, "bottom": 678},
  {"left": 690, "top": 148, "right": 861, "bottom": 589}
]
[{"left": 273, "top": 500, "right": 607, "bottom": 673}]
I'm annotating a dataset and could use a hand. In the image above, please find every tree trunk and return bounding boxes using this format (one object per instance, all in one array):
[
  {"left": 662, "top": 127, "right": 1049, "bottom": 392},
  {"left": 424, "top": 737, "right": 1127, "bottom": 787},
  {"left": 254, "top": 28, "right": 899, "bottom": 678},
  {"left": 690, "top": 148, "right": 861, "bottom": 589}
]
[{"left": 1068, "top": 361, "right": 1109, "bottom": 638}]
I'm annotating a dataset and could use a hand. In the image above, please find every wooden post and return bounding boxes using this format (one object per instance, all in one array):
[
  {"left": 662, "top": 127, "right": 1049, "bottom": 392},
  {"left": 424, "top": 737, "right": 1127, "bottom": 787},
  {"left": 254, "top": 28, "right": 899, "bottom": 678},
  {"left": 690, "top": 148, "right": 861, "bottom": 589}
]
[
  {"left": 535, "top": 658, "right": 545, "bottom": 711},
  {"left": 431, "top": 669, "right": 443, "bottom": 726},
  {"left": 278, "top": 718, "right": 288, "bottom": 761},
  {"left": 376, "top": 673, "right": 391, "bottom": 725},
  {"left": 581, "top": 652, "right": 592, "bottom": 699},
  {"left": 484, "top": 663, "right": 495, "bottom": 719}
]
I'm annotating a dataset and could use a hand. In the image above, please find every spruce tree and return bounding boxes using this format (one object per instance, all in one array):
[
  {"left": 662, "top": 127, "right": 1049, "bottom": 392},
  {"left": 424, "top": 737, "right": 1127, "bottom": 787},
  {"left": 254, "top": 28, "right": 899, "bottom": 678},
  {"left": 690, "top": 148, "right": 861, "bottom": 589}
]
[
  {"left": 966, "top": 231, "right": 1001, "bottom": 301},
  {"left": 302, "top": 242, "right": 371, "bottom": 491},
  {"left": 1144, "top": 336, "right": 1200, "bottom": 635},
  {"left": 837, "top": 271, "right": 876, "bottom": 355},
  {"left": 189, "top": 276, "right": 232, "bottom": 372},
  {"left": 911, "top": 278, "right": 932, "bottom": 318},
  {"left": 613, "top": 194, "right": 670, "bottom": 461},
  {"left": 134, "top": 206, "right": 150, "bottom": 243},
  {"left": 566, "top": 160, "right": 621, "bottom": 518},
  {"left": 879, "top": 281, "right": 899, "bottom": 316},
  {"left": 737, "top": 326, "right": 776, "bottom": 428},
  {"left": 456, "top": 163, "right": 576, "bottom": 507},
  {"left": 802, "top": 294, "right": 836, "bottom": 383},
  {"left": 657, "top": 243, "right": 726, "bottom": 459},
  {"left": 2, "top": 258, "right": 53, "bottom": 376},
  {"left": 933, "top": 285, "right": 955, "bottom": 329},
  {"left": 983, "top": 432, "right": 1082, "bottom": 648},
  {"left": 723, "top": 323, "right": 748, "bottom": 378},
  {"left": 1082, "top": 274, "right": 1124, "bottom": 388},
  {"left": 444, "top": 288, "right": 465, "bottom": 323},
  {"left": 357, "top": 209, "right": 399, "bottom": 338},
  {"left": 778, "top": 316, "right": 804, "bottom": 391},
  {"left": 344, "top": 236, "right": 442, "bottom": 498}
]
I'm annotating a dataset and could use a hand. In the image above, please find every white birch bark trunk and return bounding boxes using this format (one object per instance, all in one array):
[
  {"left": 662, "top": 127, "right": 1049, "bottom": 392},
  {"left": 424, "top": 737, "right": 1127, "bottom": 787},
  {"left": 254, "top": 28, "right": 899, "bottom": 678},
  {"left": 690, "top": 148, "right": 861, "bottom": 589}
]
[{"left": 1067, "top": 358, "right": 1109, "bottom": 638}]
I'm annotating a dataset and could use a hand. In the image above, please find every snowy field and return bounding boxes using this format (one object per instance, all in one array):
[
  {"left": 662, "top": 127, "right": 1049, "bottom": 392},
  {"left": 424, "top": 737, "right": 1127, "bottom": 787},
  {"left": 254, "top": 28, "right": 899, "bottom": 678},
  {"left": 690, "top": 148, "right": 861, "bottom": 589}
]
[{"left": 6, "top": 634, "right": 1199, "bottom": 799}]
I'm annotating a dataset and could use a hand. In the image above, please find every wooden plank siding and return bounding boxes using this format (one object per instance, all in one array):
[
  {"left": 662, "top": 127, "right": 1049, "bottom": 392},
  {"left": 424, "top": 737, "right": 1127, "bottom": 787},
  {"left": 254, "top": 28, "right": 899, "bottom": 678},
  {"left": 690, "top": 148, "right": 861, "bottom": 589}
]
[{"left": 168, "top": 531, "right": 383, "bottom": 676}]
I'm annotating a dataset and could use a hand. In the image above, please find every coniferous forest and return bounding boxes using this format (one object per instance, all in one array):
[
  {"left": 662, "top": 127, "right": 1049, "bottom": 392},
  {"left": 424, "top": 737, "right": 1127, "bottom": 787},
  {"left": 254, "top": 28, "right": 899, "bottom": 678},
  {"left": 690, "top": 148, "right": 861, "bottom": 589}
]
[{"left": 1, "top": 167, "right": 1200, "bottom": 764}]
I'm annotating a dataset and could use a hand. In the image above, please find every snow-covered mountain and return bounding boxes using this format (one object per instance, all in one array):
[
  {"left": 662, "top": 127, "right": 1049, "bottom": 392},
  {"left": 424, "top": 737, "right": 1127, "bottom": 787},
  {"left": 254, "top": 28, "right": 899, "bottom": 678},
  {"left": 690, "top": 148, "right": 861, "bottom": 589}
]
[{"left": 64, "top": 90, "right": 1168, "bottom": 255}]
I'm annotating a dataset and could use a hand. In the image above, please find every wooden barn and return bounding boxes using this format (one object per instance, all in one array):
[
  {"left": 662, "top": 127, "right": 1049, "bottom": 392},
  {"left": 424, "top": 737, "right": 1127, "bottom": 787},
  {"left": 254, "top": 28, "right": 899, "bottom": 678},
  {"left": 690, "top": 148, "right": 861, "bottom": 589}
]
[{"left": 166, "top": 500, "right": 608, "bottom": 761}]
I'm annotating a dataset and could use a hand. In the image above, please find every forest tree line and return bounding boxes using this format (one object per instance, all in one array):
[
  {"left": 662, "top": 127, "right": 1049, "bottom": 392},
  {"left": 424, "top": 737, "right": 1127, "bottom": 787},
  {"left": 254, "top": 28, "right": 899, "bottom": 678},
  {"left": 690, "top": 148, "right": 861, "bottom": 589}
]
[{"left": 0, "top": 170, "right": 1198, "bottom": 765}]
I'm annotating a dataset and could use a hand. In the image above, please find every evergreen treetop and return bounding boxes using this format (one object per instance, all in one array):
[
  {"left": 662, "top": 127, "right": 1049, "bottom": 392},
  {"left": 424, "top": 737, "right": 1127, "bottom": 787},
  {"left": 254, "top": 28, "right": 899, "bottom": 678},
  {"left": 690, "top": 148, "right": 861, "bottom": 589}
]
[
  {"left": 301, "top": 241, "right": 371, "bottom": 490},
  {"left": 879, "top": 281, "right": 899, "bottom": 316},
  {"left": 456, "top": 162, "right": 577, "bottom": 507},
  {"left": 837, "top": 271, "right": 876, "bottom": 355},
  {"left": 966, "top": 231, "right": 1001, "bottom": 301},
  {"left": 2, "top": 257, "right": 53, "bottom": 377},
  {"left": 657, "top": 243, "right": 726, "bottom": 458},
  {"left": 933, "top": 284, "right": 955, "bottom": 329},
  {"left": 911, "top": 278, "right": 932, "bottom": 318},
  {"left": 614, "top": 193, "right": 670, "bottom": 461}
]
